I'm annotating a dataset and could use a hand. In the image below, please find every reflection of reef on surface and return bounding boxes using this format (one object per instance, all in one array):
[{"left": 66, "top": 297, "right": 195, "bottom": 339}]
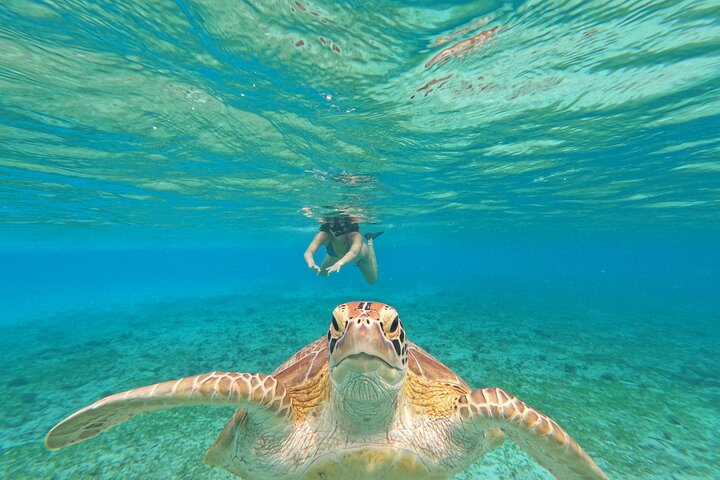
[
  {"left": 410, "top": 18, "right": 505, "bottom": 101},
  {"left": 432, "top": 16, "right": 494, "bottom": 47},
  {"left": 425, "top": 26, "right": 503, "bottom": 69}
]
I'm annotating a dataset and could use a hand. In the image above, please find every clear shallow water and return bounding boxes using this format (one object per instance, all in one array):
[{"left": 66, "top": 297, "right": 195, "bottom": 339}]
[{"left": 1, "top": 1, "right": 719, "bottom": 479}]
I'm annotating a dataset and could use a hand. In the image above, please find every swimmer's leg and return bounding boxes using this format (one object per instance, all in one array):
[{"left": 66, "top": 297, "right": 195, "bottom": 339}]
[{"left": 357, "top": 241, "right": 378, "bottom": 285}]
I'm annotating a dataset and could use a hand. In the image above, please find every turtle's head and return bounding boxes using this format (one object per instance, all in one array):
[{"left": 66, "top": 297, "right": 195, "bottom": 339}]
[{"left": 327, "top": 302, "right": 407, "bottom": 397}]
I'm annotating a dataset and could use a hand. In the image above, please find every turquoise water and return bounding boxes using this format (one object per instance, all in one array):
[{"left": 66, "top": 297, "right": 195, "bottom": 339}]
[{"left": 1, "top": 1, "right": 719, "bottom": 479}]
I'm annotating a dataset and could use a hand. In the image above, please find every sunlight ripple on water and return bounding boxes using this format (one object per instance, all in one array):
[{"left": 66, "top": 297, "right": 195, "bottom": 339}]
[{"left": 0, "top": 0, "right": 718, "bottom": 236}]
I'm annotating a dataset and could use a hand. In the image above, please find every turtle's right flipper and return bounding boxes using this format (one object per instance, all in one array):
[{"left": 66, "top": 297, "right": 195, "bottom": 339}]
[
  {"left": 461, "top": 387, "right": 608, "bottom": 479},
  {"left": 45, "top": 372, "right": 291, "bottom": 450}
]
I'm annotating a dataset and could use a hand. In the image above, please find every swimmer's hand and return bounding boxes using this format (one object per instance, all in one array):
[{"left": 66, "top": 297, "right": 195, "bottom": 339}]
[
  {"left": 326, "top": 262, "right": 343, "bottom": 275},
  {"left": 308, "top": 263, "right": 321, "bottom": 274}
]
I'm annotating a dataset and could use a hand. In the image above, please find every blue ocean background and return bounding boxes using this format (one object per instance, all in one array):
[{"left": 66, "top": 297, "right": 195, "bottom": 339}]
[{"left": 1, "top": 0, "right": 719, "bottom": 478}]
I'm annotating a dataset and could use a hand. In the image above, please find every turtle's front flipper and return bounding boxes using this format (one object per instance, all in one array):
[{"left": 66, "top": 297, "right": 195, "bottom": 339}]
[
  {"left": 46, "top": 372, "right": 291, "bottom": 450},
  {"left": 460, "top": 387, "right": 608, "bottom": 480}
]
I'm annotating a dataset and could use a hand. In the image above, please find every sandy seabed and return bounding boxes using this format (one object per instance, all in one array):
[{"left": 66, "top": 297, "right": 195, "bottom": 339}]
[{"left": 1, "top": 289, "right": 717, "bottom": 479}]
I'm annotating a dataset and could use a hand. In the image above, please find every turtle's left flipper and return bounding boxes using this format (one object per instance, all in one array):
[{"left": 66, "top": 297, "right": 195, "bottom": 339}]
[
  {"left": 46, "top": 372, "right": 292, "bottom": 450},
  {"left": 460, "top": 387, "right": 608, "bottom": 480}
]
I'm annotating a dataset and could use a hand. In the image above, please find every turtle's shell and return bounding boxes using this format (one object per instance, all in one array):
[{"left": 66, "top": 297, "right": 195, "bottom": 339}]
[{"left": 205, "top": 336, "right": 472, "bottom": 467}]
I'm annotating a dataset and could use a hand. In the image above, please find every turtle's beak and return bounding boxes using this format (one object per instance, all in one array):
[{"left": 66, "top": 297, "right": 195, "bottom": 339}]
[{"left": 331, "top": 317, "right": 402, "bottom": 371}]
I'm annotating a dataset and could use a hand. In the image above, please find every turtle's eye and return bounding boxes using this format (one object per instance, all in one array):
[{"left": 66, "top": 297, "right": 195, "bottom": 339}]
[
  {"left": 382, "top": 315, "right": 402, "bottom": 338},
  {"left": 330, "top": 314, "right": 344, "bottom": 336},
  {"left": 389, "top": 316, "right": 399, "bottom": 332}
]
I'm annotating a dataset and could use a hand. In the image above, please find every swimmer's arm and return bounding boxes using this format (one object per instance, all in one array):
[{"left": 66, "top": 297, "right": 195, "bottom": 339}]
[{"left": 304, "top": 232, "right": 330, "bottom": 271}]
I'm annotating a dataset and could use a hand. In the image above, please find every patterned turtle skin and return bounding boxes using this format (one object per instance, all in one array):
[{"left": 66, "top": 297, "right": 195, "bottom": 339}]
[{"left": 46, "top": 301, "right": 608, "bottom": 479}]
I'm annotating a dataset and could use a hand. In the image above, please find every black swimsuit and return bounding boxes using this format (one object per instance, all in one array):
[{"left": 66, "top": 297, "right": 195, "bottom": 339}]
[{"left": 320, "top": 219, "right": 359, "bottom": 256}]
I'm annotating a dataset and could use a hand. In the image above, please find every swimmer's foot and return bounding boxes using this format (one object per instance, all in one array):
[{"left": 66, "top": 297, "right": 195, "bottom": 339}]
[{"left": 364, "top": 231, "right": 384, "bottom": 241}]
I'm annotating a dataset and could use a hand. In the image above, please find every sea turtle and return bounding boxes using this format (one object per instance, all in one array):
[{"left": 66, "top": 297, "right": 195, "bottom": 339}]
[{"left": 46, "top": 301, "right": 608, "bottom": 479}]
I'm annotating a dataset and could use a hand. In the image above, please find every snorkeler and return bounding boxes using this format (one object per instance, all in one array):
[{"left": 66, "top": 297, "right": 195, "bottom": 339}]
[{"left": 303, "top": 216, "right": 383, "bottom": 285}]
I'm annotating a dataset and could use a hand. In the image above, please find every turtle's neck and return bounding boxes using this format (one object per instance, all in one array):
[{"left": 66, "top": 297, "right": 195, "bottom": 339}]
[{"left": 331, "top": 374, "right": 401, "bottom": 436}]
